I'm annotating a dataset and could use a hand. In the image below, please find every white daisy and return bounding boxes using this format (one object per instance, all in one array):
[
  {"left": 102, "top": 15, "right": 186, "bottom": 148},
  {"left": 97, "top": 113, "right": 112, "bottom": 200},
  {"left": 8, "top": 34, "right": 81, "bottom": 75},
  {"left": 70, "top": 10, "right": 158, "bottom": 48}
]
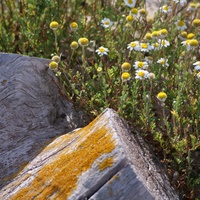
[
  {"left": 139, "top": 42, "right": 154, "bottom": 52},
  {"left": 127, "top": 41, "right": 140, "bottom": 51},
  {"left": 152, "top": 42, "right": 160, "bottom": 50},
  {"left": 187, "top": 3, "right": 196, "bottom": 11},
  {"left": 133, "top": 61, "right": 148, "bottom": 70},
  {"left": 193, "top": 61, "right": 200, "bottom": 70},
  {"left": 101, "top": 18, "right": 113, "bottom": 28},
  {"left": 124, "top": 0, "right": 136, "bottom": 8},
  {"left": 158, "top": 39, "right": 170, "bottom": 48},
  {"left": 144, "top": 56, "right": 153, "bottom": 64},
  {"left": 175, "top": 20, "right": 187, "bottom": 31},
  {"left": 95, "top": 46, "right": 109, "bottom": 56},
  {"left": 181, "top": 39, "right": 199, "bottom": 51},
  {"left": 135, "top": 70, "right": 149, "bottom": 80},
  {"left": 157, "top": 58, "right": 169, "bottom": 67},
  {"left": 160, "top": 5, "right": 172, "bottom": 13},
  {"left": 178, "top": 31, "right": 187, "bottom": 41}
]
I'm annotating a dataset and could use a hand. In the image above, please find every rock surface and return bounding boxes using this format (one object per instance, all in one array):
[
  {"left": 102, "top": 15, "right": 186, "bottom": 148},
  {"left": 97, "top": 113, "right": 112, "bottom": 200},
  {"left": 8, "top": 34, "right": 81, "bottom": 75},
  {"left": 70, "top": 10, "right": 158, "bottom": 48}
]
[
  {"left": 0, "top": 108, "right": 179, "bottom": 200},
  {"left": 0, "top": 53, "right": 87, "bottom": 188}
]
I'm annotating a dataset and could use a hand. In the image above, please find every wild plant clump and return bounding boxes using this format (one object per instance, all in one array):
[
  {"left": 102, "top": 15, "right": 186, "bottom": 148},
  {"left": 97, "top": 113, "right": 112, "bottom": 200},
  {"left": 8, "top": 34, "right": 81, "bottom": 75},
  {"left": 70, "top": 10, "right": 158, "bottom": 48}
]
[{"left": 1, "top": 0, "right": 200, "bottom": 199}]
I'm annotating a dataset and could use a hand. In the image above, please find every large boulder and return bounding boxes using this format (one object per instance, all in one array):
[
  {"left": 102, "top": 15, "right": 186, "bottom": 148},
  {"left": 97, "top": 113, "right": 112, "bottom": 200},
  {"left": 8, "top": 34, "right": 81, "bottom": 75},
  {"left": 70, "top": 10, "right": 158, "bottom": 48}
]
[
  {"left": 0, "top": 108, "right": 179, "bottom": 200},
  {"left": 0, "top": 53, "right": 87, "bottom": 188}
]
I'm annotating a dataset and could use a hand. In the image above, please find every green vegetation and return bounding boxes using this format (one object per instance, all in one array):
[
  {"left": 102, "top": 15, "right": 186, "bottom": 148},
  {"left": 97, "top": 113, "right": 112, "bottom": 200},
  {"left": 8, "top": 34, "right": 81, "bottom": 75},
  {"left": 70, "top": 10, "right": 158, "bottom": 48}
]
[{"left": 1, "top": 0, "right": 200, "bottom": 199}]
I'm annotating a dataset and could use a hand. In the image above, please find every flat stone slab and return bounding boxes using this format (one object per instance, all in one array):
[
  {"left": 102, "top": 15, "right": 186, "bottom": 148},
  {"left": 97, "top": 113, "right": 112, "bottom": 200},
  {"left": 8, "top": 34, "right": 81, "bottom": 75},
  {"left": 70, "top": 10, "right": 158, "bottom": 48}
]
[{"left": 0, "top": 108, "right": 179, "bottom": 200}]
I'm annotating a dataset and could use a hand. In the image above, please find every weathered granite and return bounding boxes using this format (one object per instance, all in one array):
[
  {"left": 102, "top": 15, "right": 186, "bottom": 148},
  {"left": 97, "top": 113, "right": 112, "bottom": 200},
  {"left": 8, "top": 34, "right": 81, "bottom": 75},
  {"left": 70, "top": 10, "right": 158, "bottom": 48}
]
[
  {"left": 0, "top": 108, "right": 179, "bottom": 200},
  {"left": 0, "top": 53, "right": 87, "bottom": 189}
]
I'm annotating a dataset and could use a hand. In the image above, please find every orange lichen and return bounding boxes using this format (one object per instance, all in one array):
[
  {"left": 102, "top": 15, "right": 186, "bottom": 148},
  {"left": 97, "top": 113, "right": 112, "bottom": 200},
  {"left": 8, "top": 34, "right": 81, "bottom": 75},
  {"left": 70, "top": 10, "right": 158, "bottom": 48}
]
[
  {"left": 98, "top": 157, "right": 114, "bottom": 171},
  {"left": 10, "top": 116, "right": 116, "bottom": 200}
]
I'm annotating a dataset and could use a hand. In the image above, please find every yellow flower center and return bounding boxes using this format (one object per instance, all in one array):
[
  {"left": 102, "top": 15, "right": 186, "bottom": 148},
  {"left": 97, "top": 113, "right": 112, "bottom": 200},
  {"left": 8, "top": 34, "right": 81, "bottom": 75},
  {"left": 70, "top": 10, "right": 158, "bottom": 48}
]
[
  {"left": 70, "top": 41, "right": 79, "bottom": 49},
  {"left": 97, "top": 67, "right": 102, "bottom": 72},
  {"left": 122, "top": 72, "right": 130, "bottom": 80},
  {"left": 104, "top": 21, "right": 110, "bottom": 25},
  {"left": 139, "top": 9, "right": 147, "bottom": 15},
  {"left": 189, "top": 39, "right": 198, "bottom": 47},
  {"left": 128, "top": 0, "right": 133, "bottom": 4},
  {"left": 178, "top": 21, "right": 184, "bottom": 26},
  {"left": 70, "top": 22, "right": 78, "bottom": 29},
  {"left": 192, "top": 19, "right": 200, "bottom": 27},
  {"left": 50, "top": 21, "right": 59, "bottom": 30},
  {"left": 152, "top": 31, "right": 158, "bottom": 37},
  {"left": 141, "top": 43, "right": 148, "bottom": 49},
  {"left": 130, "top": 42, "right": 137, "bottom": 47},
  {"left": 138, "top": 62, "right": 145, "bottom": 68},
  {"left": 138, "top": 71, "right": 145, "bottom": 77},
  {"left": 189, "top": 3, "right": 196, "bottom": 8},
  {"left": 154, "top": 43, "right": 159, "bottom": 47},
  {"left": 122, "top": 62, "right": 131, "bottom": 70},
  {"left": 99, "top": 47, "right": 105, "bottom": 53},
  {"left": 52, "top": 55, "right": 60, "bottom": 63},
  {"left": 157, "top": 92, "right": 167, "bottom": 100},
  {"left": 187, "top": 33, "right": 195, "bottom": 39},
  {"left": 131, "top": 8, "right": 138, "bottom": 15},
  {"left": 161, "top": 40, "right": 166, "bottom": 45},
  {"left": 126, "top": 15, "right": 134, "bottom": 22},
  {"left": 160, "top": 59, "right": 165, "bottom": 64},
  {"left": 49, "top": 61, "right": 58, "bottom": 70},
  {"left": 180, "top": 31, "right": 187, "bottom": 38},
  {"left": 145, "top": 33, "right": 152, "bottom": 39},
  {"left": 78, "top": 37, "right": 89, "bottom": 46},
  {"left": 163, "top": 5, "right": 169, "bottom": 10},
  {"left": 160, "top": 29, "right": 168, "bottom": 35}
]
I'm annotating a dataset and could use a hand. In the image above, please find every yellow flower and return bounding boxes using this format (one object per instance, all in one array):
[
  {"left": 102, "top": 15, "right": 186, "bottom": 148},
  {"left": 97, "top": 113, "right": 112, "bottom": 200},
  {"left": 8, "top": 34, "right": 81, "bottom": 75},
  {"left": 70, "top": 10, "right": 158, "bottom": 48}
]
[
  {"left": 157, "top": 92, "right": 167, "bottom": 102},
  {"left": 50, "top": 21, "right": 59, "bottom": 30},
  {"left": 52, "top": 55, "right": 60, "bottom": 63},
  {"left": 97, "top": 67, "right": 102, "bottom": 72},
  {"left": 188, "top": 39, "right": 198, "bottom": 47},
  {"left": 49, "top": 61, "right": 58, "bottom": 70},
  {"left": 178, "top": 31, "right": 187, "bottom": 40},
  {"left": 139, "top": 8, "right": 147, "bottom": 16},
  {"left": 131, "top": 8, "right": 138, "bottom": 15},
  {"left": 144, "top": 33, "right": 152, "bottom": 40},
  {"left": 78, "top": 37, "right": 89, "bottom": 46},
  {"left": 158, "top": 29, "right": 168, "bottom": 38},
  {"left": 187, "top": 33, "right": 195, "bottom": 39},
  {"left": 126, "top": 15, "right": 134, "bottom": 23},
  {"left": 192, "top": 19, "right": 200, "bottom": 27},
  {"left": 151, "top": 31, "right": 159, "bottom": 39},
  {"left": 121, "top": 62, "right": 131, "bottom": 71},
  {"left": 70, "top": 41, "right": 79, "bottom": 49},
  {"left": 121, "top": 72, "right": 130, "bottom": 82},
  {"left": 146, "top": 17, "right": 154, "bottom": 25},
  {"left": 70, "top": 22, "right": 78, "bottom": 30}
]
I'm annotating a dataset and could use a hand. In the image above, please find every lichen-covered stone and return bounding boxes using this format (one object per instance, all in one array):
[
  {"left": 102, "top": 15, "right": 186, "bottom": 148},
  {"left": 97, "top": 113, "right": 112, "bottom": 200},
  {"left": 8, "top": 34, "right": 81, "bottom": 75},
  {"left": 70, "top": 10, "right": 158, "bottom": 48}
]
[{"left": 0, "top": 108, "right": 179, "bottom": 200}]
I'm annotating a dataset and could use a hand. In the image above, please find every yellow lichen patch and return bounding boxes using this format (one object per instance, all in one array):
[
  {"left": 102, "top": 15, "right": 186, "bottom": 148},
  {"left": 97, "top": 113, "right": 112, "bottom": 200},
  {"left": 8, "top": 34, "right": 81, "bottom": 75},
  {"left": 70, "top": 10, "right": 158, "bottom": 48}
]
[
  {"left": 108, "top": 174, "right": 119, "bottom": 184},
  {"left": 98, "top": 157, "right": 114, "bottom": 171},
  {"left": 10, "top": 122, "right": 116, "bottom": 200}
]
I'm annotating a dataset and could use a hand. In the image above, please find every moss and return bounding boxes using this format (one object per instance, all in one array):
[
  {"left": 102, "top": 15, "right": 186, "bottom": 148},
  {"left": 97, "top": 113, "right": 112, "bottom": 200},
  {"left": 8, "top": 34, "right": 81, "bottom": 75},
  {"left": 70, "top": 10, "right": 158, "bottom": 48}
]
[
  {"left": 10, "top": 116, "right": 116, "bottom": 200},
  {"left": 98, "top": 157, "right": 114, "bottom": 171}
]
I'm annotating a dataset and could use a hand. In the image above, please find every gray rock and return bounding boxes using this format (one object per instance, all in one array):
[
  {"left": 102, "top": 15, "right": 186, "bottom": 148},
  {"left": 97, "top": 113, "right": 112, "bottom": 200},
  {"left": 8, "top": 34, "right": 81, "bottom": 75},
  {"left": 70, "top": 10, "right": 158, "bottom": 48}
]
[
  {"left": 0, "top": 53, "right": 87, "bottom": 188},
  {"left": 0, "top": 108, "right": 179, "bottom": 200}
]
